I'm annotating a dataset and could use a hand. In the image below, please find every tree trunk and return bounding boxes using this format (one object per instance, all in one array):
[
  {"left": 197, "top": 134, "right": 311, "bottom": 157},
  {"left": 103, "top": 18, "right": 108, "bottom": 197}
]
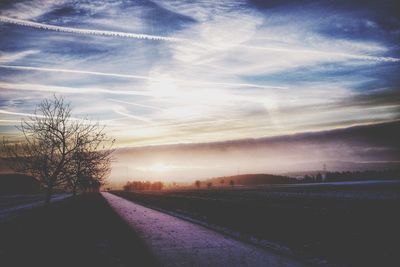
[
  {"left": 72, "top": 183, "right": 77, "bottom": 197},
  {"left": 45, "top": 186, "right": 53, "bottom": 205}
]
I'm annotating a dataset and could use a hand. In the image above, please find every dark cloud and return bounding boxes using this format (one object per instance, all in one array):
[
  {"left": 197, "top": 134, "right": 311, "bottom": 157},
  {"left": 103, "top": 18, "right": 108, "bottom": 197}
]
[
  {"left": 350, "top": 87, "right": 400, "bottom": 108},
  {"left": 112, "top": 120, "right": 400, "bottom": 180},
  {"left": 117, "top": 120, "right": 400, "bottom": 157}
]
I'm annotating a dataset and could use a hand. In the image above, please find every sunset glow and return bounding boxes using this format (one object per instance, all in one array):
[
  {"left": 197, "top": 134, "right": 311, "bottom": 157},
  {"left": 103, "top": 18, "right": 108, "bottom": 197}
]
[
  {"left": 148, "top": 163, "right": 172, "bottom": 173},
  {"left": 0, "top": 0, "right": 399, "bottom": 182}
]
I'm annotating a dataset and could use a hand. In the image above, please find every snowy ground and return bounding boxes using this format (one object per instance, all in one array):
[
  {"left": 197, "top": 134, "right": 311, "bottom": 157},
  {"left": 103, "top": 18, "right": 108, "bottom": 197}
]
[
  {"left": 102, "top": 192, "right": 305, "bottom": 267},
  {"left": 0, "top": 193, "right": 71, "bottom": 219}
]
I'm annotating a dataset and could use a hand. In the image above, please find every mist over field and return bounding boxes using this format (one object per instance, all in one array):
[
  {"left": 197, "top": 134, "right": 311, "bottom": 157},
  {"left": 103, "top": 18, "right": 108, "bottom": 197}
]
[{"left": 110, "top": 121, "right": 400, "bottom": 183}]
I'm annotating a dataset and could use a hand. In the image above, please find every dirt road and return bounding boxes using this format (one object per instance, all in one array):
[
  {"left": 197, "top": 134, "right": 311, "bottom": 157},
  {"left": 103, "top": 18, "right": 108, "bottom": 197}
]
[{"left": 102, "top": 192, "right": 304, "bottom": 267}]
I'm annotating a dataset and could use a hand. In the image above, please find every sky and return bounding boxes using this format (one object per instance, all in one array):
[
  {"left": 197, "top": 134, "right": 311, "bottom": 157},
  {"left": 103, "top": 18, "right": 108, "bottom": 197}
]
[{"left": 0, "top": 1, "right": 399, "bottom": 182}]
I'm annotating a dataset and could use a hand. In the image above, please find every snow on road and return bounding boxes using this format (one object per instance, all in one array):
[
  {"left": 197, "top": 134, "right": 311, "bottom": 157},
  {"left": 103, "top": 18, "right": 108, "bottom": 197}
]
[{"left": 102, "top": 192, "right": 304, "bottom": 267}]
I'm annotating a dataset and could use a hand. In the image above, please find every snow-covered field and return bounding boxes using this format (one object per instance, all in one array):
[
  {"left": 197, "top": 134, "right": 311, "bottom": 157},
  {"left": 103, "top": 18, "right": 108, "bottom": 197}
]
[{"left": 102, "top": 192, "right": 305, "bottom": 267}]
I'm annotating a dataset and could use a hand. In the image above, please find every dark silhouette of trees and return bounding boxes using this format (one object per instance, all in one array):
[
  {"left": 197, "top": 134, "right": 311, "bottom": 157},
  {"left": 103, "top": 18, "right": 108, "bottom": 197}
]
[
  {"left": 207, "top": 182, "right": 212, "bottom": 189},
  {"left": 123, "top": 181, "right": 164, "bottom": 191},
  {"left": 303, "top": 175, "right": 313, "bottom": 183},
  {"left": 302, "top": 173, "right": 324, "bottom": 183},
  {"left": 325, "top": 170, "right": 400, "bottom": 182},
  {"left": 229, "top": 180, "right": 235, "bottom": 187},
  {"left": 195, "top": 180, "right": 201, "bottom": 189},
  {"left": 2, "top": 96, "right": 114, "bottom": 203},
  {"left": 302, "top": 169, "right": 400, "bottom": 183},
  {"left": 65, "top": 124, "right": 114, "bottom": 196},
  {"left": 315, "top": 173, "right": 323, "bottom": 182},
  {"left": 206, "top": 174, "right": 296, "bottom": 186}
]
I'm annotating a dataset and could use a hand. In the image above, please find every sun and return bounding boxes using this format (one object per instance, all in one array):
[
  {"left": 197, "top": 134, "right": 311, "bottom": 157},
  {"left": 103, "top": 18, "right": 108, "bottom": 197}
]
[{"left": 149, "top": 163, "right": 171, "bottom": 173}]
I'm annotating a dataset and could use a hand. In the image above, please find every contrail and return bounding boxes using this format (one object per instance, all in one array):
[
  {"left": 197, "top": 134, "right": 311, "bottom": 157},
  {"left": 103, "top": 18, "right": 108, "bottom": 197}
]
[
  {"left": 0, "top": 64, "right": 157, "bottom": 81},
  {"left": 112, "top": 108, "right": 152, "bottom": 123},
  {"left": 0, "top": 109, "right": 88, "bottom": 122},
  {"left": 0, "top": 16, "right": 182, "bottom": 42},
  {"left": 0, "top": 119, "right": 21, "bottom": 124},
  {"left": 241, "top": 45, "right": 400, "bottom": 63},
  {"left": 108, "top": 98, "right": 166, "bottom": 111},
  {"left": 0, "top": 82, "right": 153, "bottom": 96},
  {"left": 0, "top": 109, "right": 48, "bottom": 118},
  {"left": 0, "top": 107, "right": 121, "bottom": 125},
  {"left": 1, "top": 16, "right": 399, "bottom": 63},
  {"left": 0, "top": 65, "right": 287, "bottom": 90}
]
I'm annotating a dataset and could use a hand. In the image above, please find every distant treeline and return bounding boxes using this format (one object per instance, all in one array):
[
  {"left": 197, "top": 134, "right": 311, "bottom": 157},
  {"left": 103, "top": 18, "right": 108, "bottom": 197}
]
[
  {"left": 123, "top": 170, "right": 400, "bottom": 191},
  {"left": 302, "top": 169, "right": 400, "bottom": 183},
  {"left": 324, "top": 169, "right": 400, "bottom": 182},
  {"left": 123, "top": 181, "right": 164, "bottom": 191},
  {"left": 206, "top": 170, "right": 400, "bottom": 187},
  {"left": 205, "top": 173, "right": 297, "bottom": 186}
]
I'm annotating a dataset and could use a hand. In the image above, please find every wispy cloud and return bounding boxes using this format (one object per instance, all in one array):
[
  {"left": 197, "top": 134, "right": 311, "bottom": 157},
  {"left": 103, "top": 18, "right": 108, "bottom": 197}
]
[
  {"left": 0, "top": 0, "right": 399, "bottom": 150},
  {"left": 0, "top": 50, "right": 39, "bottom": 63},
  {"left": 0, "top": 0, "right": 68, "bottom": 20}
]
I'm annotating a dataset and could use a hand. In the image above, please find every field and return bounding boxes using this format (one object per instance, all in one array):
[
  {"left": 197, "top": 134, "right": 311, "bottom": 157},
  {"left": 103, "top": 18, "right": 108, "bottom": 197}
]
[
  {"left": 113, "top": 180, "right": 400, "bottom": 267},
  {"left": 0, "top": 194, "right": 158, "bottom": 267}
]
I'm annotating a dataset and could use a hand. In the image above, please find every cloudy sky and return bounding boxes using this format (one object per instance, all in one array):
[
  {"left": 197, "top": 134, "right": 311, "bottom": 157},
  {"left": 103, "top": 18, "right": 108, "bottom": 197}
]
[{"left": 0, "top": 1, "right": 399, "bottom": 181}]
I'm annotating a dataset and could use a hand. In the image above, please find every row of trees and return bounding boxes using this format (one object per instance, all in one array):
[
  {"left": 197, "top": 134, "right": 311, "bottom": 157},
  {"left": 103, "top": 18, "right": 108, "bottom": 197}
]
[
  {"left": 324, "top": 170, "right": 400, "bottom": 182},
  {"left": 194, "top": 179, "right": 235, "bottom": 189},
  {"left": 303, "top": 169, "right": 400, "bottom": 183},
  {"left": 303, "top": 173, "right": 325, "bottom": 183},
  {"left": 123, "top": 181, "right": 164, "bottom": 191},
  {"left": 2, "top": 96, "right": 114, "bottom": 204}
]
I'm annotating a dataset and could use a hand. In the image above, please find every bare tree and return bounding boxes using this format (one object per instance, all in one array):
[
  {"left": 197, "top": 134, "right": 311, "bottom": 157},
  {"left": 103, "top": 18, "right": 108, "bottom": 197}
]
[
  {"left": 2, "top": 96, "right": 114, "bottom": 204},
  {"left": 78, "top": 149, "right": 113, "bottom": 193},
  {"left": 194, "top": 180, "right": 201, "bottom": 189},
  {"left": 65, "top": 123, "right": 114, "bottom": 196}
]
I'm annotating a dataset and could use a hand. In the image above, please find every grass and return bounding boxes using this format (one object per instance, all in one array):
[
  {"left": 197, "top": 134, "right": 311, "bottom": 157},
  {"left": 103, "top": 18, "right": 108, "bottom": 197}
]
[
  {"left": 113, "top": 183, "right": 400, "bottom": 267},
  {"left": 0, "top": 193, "right": 159, "bottom": 267}
]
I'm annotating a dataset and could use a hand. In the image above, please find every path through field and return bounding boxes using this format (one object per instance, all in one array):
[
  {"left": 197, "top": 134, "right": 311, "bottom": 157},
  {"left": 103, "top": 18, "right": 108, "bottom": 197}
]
[{"left": 102, "top": 192, "right": 304, "bottom": 267}]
